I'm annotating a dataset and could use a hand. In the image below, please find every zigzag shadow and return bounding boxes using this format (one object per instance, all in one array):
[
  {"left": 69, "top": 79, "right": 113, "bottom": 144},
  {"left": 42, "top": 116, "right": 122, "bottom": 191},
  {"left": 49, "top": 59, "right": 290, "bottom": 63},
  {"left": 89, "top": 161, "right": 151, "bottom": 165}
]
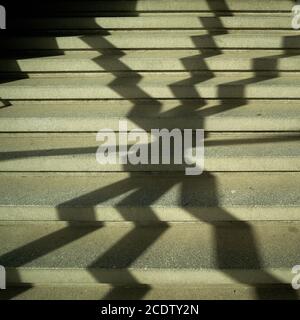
[{"left": 0, "top": 0, "right": 299, "bottom": 300}]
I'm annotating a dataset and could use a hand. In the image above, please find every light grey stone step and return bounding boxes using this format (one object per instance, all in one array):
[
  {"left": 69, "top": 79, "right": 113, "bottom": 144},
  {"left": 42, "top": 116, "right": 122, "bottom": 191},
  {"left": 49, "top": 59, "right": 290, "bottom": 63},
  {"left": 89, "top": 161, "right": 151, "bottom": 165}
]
[
  {"left": 0, "top": 133, "right": 299, "bottom": 171},
  {"left": 1, "top": 284, "right": 299, "bottom": 300},
  {"left": 2, "top": 31, "right": 300, "bottom": 50},
  {"left": 11, "top": 15, "right": 294, "bottom": 30},
  {"left": 2, "top": 74, "right": 300, "bottom": 99},
  {"left": 2, "top": 50, "right": 300, "bottom": 72},
  {"left": 1, "top": 0, "right": 299, "bottom": 302},
  {"left": 0, "top": 172, "right": 299, "bottom": 222},
  {"left": 0, "top": 222, "right": 299, "bottom": 288},
  {"left": 0, "top": 100, "right": 299, "bottom": 132}
]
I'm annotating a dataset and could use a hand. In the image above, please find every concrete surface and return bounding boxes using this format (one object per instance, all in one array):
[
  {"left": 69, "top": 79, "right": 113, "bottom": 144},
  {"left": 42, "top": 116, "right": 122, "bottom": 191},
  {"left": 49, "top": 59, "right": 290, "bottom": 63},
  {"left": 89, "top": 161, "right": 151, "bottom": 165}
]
[
  {"left": 0, "top": 99, "right": 299, "bottom": 131},
  {"left": 2, "top": 74, "right": 300, "bottom": 99},
  {"left": 1, "top": 0, "right": 299, "bottom": 300},
  {"left": 11, "top": 15, "right": 295, "bottom": 30},
  {"left": 0, "top": 172, "right": 299, "bottom": 222},
  {"left": 2, "top": 31, "right": 300, "bottom": 50},
  {"left": 2, "top": 50, "right": 300, "bottom": 72},
  {"left": 0, "top": 222, "right": 299, "bottom": 286},
  {"left": 32, "top": 1, "right": 297, "bottom": 13},
  {"left": 0, "top": 132, "right": 299, "bottom": 171},
  {"left": 1, "top": 284, "right": 299, "bottom": 300}
]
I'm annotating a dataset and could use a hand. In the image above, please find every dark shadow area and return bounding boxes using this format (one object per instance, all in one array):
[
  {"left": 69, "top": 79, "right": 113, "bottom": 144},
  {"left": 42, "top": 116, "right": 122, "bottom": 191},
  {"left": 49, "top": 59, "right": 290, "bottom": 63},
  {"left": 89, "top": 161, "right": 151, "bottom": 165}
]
[{"left": 0, "top": 0, "right": 299, "bottom": 300}]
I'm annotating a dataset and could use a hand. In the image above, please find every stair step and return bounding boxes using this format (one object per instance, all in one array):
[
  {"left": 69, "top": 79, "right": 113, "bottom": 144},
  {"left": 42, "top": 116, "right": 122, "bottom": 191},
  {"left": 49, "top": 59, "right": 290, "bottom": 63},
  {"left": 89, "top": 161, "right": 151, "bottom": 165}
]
[
  {"left": 0, "top": 172, "right": 299, "bottom": 222},
  {"left": 2, "top": 284, "right": 299, "bottom": 300},
  {"left": 10, "top": 15, "right": 294, "bottom": 30},
  {"left": 0, "top": 133, "right": 299, "bottom": 172},
  {"left": 0, "top": 222, "right": 299, "bottom": 287},
  {"left": 1, "top": 74, "right": 300, "bottom": 99},
  {"left": 2, "top": 31, "right": 300, "bottom": 50},
  {"left": 1, "top": 0, "right": 299, "bottom": 301},
  {"left": 0, "top": 100, "right": 299, "bottom": 132},
  {"left": 2, "top": 50, "right": 300, "bottom": 72}
]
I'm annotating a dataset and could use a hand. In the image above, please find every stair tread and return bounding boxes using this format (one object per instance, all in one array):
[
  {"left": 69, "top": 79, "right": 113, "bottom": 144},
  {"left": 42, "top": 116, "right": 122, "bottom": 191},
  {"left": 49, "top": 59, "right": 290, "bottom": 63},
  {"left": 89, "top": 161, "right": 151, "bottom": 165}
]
[
  {"left": 0, "top": 133, "right": 299, "bottom": 171},
  {"left": 1, "top": 0, "right": 300, "bottom": 298},
  {"left": 2, "top": 31, "right": 300, "bottom": 50},
  {"left": 10, "top": 15, "right": 295, "bottom": 30},
  {"left": 2, "top": 50, "right": 300, "bottom": 72},
  {"left": 0, "top": 172, "right": 299, "bottom": 222},
  {"left": 0, "top": 222, "right": 299, "bottom": 285},
  {"left": 3, "top": 284, "right": 300, "bottom": 300},
  {"left": 0, "top": 100, "right": 299, "bottom": 132},
  {"left": 1, "top": 74, "right": 300, "bottom": 99}
]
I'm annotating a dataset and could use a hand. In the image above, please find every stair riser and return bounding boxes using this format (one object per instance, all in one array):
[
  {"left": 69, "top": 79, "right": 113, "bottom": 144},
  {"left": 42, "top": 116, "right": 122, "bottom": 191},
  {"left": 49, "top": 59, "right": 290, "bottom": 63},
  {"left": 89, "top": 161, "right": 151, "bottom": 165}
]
[
  {"left": 1, "top": 159, "right": 298, "bottom": 172},
  {"left": 3, "top": 285, "right": 299, "bottom": 300},
  {"left": 8, "top": 16, "right": 295, "bottom": 30},
  {"left": 1, "top": 0, "right": 300, "bottom": 300},
  {"left": 5, "top": 268, "right": 297, "bottom": 286},
  {"left": 1, "top": 207, "right": 299, "bottom": 223},
  {"left": 2, "top": 118, "right": 299, "bottom": 132}
]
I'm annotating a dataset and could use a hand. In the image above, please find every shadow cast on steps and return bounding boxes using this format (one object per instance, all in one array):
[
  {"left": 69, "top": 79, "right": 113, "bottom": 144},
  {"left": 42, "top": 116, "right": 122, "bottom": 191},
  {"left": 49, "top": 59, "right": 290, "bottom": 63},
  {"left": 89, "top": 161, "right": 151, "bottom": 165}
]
[{"left": 0, "top": 0, "right": 299, "bottom": 300}]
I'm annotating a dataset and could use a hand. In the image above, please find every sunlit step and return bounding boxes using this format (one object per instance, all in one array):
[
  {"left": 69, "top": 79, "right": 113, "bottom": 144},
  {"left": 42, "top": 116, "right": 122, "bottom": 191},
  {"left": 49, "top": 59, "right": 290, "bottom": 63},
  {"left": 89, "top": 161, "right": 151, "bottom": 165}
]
[
  {"left": 1, "top": 50, "right": 300, "bottom": 72},
  {"left": 10, "top": 15, "right": 294, "bottom": 30},
  {"left": 1, "top": 222, "right": 299, "bottom": 288},
  {"left": 2, "top": 31, "right": 300, "bottom": 50},
  {"left": 0, "top": 132, "right": 299, "bottom": 171},
  {"left": 0, "top": 100, "right": 299, "bottom": 132},
  {"left": 0, "top": 172, "right": 299, "bottom": 222},
  {"left": 1, "top": 74, "right": 300, "bottom": 99},
  {"left": 3, "top": 284, "right": 299, "bottom": 300}
]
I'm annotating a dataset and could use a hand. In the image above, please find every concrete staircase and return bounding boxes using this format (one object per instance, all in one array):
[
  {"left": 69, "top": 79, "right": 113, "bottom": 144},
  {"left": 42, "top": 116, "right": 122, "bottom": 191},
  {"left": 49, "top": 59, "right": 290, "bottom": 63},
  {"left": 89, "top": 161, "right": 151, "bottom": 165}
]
[{"left": 0, "top": 0, "right": 300, "bottom": 299}]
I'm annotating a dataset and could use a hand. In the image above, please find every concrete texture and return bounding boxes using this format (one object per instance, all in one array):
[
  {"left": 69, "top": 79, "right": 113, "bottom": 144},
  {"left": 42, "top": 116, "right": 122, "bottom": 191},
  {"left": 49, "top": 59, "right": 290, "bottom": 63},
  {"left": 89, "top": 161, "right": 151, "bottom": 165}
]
[
  {"left": 1, "top": 0, "right": 300, "bottom": 300},
  {"left": 10, "top": 15, "right": 295, "bottom": 30},
  {"left": 0, "top": 99, "right": 299, "bottom": 132},
  {"left": 2, "top": 74, "right": 300, "bottom": 99},
  {"left": 2, "top": 31, "right": 300, "bottom": 50},
  {"left": 30, "top": 1, "right": 296, "bottom": 13},
  {"left": 0, "top": 222, "right": 299, "bottom": 285},
  {"left": 2, "top": 284, "right": 299, "bottom": 300},
  {"left": 0, "top": 133, "right": 299, "bottom": 171},
  {"left": 2, "top": 50, "right": 300, "bottom": 72},
  {"left": 0, "top": 172, "right": 299, "bottom": 222}
]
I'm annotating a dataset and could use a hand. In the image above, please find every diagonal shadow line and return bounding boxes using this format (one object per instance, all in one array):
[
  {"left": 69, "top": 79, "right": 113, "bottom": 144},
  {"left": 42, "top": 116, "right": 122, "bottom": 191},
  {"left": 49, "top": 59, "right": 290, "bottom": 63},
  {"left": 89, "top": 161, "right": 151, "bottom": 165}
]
[
  {"left": 90, "top": 7, "right": 300, "bottom": 298},
  {"left": 1, "top": 0, "right": 300, "bottom": 300},
  {"left": 0, "top": 0, "right": 72, "bottom": 299},
  {"left": 1, "top": 0, "right": 168, "bottom": 300},
  {"left": 68, "top": 2, "right": 288, "bottom": 298},
  {"left": 0, "top": 179, "right": 139, "bottom": 267},
  {"left": 87, "top": 185, "right": 174, "bottom": 299},
  {"left": 0, "top": 133, "right": 299, "bottom": 163},
  {"left": 77, "top": 7, "right": 172, "bottom": 297},
  {"left": 166, "top": 0, "right": 300, "bottom": 299},
  {"left": 0, "top": 176, "right": 173, "bottom": 299},
  {"left": 180, "top": 174, "right": 299, "bottom": 299}
]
